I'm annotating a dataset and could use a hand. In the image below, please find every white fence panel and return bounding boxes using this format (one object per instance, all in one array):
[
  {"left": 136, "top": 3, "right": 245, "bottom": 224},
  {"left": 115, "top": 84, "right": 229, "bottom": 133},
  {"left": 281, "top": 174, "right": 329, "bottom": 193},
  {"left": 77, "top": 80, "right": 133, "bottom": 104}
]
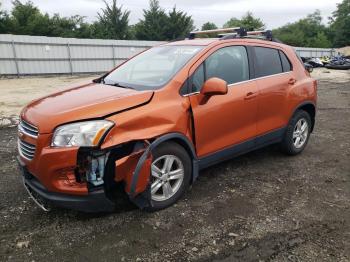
[
  {"left": 0, "top": 34, "right": 338, "bottom": 76},
  {"left": 0, "top": 34, "right": 163, "bottom": 76},
  {"left": 294, "top": 47, "right": 336, "bottom": 58}
]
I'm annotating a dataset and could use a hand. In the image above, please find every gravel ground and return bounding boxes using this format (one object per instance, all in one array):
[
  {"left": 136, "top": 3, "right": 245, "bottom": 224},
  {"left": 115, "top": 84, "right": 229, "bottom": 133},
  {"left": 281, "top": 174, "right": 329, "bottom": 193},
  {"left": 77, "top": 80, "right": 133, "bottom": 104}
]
[
  {"left": 0, "top": 70, "right": 349, "bottom": 261},
  {"left": 0, "top": 74, "right": 98, "bottom": 126}
]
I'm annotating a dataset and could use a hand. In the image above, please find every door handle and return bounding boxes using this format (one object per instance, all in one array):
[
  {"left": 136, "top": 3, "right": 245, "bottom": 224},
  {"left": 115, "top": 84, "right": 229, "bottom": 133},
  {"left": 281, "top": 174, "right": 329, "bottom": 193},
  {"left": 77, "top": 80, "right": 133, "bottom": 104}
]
[
  {"left": 244, "top": 92, "right": 257, "bottom": 100},
  {"left": 288, "top": 78, "right": 297, "bottom": 85}
]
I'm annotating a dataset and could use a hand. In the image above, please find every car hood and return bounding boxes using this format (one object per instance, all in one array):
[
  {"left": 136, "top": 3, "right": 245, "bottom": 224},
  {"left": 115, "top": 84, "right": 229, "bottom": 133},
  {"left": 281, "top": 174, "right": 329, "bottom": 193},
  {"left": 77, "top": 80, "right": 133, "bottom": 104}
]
[{"left": 21, "top": 82, "right": 154, "bottom": 133}]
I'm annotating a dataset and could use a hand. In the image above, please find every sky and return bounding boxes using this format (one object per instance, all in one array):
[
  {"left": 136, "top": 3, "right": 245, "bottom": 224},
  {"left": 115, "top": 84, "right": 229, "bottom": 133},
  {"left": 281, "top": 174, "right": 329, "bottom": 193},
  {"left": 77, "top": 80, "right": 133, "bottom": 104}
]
[{"left": 1, "top": 0, "right": 343, "bottom": 29}]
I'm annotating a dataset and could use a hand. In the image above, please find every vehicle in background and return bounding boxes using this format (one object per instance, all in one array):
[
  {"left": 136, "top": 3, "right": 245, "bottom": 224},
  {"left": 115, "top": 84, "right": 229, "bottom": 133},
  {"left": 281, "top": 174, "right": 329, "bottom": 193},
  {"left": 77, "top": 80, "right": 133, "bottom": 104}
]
[
  {"left": 325, "top": 54, "right": 350, "bottom": 70},
  {"left": 302, "top": 54, "right": 350, "bottom": 70}
]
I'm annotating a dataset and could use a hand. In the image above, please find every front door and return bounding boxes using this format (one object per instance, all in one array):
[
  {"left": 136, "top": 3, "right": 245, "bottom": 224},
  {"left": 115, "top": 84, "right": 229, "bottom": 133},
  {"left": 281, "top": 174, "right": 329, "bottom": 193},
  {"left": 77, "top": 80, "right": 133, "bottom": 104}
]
[{"left": 189, "top": 45, "right": 258, "bottom": 158}]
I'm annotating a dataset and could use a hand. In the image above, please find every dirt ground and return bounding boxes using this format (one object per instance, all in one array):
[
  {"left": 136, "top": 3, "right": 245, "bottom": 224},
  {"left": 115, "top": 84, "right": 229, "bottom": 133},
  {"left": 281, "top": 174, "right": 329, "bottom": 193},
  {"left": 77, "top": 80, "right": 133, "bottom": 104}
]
[
  {"left": 0, "top": 74, "right": 99, "bottom": 126},
  {"left": 0, "top": 69, "right": 349, "bottom": 261}
]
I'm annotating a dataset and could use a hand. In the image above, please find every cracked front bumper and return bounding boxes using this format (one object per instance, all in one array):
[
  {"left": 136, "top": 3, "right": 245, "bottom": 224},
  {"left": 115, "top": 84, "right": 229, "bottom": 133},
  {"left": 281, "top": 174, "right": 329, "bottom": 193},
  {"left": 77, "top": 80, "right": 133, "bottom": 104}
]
[{"left": 18, "top": 157, "right": 115, "bottom": 213}]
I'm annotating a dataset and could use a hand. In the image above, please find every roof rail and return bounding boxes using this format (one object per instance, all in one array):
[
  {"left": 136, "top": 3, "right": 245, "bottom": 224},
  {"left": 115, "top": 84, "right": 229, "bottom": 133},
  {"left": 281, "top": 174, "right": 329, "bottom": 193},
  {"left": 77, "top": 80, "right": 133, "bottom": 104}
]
[
  {"left": 187, "top": 27, "right": 279, "bottom": 43},
  {"left": 220, "top": 29, "right": 273, "bottom": 40},
  {"left": 188, "top": 27, "right": 240, "bottom": 39}
]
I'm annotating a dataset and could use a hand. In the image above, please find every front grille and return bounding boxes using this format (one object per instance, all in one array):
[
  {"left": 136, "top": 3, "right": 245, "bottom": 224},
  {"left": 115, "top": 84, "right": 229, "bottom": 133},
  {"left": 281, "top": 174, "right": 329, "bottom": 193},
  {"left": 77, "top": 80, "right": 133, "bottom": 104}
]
[
  {"left": 18, "top": 119, "right": 39, "bottom": 138},
  {"left": 18, "top": 139, "right": 36, "bottom": 160}
]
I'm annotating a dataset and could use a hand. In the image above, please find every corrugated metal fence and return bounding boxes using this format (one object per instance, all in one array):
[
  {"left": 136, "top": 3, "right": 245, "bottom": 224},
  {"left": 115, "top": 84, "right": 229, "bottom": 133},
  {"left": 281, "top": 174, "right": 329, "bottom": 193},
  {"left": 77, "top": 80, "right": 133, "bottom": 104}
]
[
  {"left": 0, "top": 34, "right": 337, "bottom": 76},
  {"left": 0, "top": 34, "right": 162, "bottom": 76},
  {"left": 294, "top": 47, "right": 336, "bottom": 59}
]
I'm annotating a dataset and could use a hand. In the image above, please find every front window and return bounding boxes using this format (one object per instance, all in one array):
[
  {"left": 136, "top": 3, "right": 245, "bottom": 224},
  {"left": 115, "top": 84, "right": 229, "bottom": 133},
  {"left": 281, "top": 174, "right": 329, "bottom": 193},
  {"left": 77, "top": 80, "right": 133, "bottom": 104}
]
[
  {"left": 206, "top": 46, "right": 249, "bottom": 85},
  {"left": 103, "top": 45, "right": 204, "bottom": 91},
  {"left": 190, "top": 46, "right": 249, "bottom": 93}
]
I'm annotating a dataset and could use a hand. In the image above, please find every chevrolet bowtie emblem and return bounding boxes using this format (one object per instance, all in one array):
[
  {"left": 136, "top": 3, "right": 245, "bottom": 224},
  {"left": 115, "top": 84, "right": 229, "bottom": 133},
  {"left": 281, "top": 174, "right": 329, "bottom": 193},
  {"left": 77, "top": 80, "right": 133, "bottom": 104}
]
[{"left": 18, "top": 126, "right": 24, "bottom": 138}]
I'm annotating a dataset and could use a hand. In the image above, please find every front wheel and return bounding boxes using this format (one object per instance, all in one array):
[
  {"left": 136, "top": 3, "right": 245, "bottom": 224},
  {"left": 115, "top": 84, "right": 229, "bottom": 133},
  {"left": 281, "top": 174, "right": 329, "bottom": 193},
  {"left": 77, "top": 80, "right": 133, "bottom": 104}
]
[
  {"left": 146, "top": 142, "right": 191, "bottom": 212},
  {"left": 280, "top": 110, "right": 312, "bottom": 155}
]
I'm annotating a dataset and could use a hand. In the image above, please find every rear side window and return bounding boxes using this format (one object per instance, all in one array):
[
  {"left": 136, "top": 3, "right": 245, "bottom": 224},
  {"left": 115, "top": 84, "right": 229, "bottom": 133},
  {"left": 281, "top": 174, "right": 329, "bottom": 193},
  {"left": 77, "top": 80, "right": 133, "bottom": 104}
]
[
  {"left": 294, "top": 51, "right": 304, "bottom": 66},
  {"left": 279, "top": 51, "right": 292, "bottom": 72},
  {"left": 254, "top": 47, "right": 283, "bottom": 77},
  {"left": 205, "top": 46, "right": 249, "bottom": 85}
]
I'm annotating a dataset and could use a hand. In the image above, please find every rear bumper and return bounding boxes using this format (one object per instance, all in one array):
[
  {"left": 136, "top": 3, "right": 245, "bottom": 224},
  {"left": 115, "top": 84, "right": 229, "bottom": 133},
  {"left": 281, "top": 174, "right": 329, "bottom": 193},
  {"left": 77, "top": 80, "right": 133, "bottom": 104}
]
[{"left": 19, "top": 157, "right": 115, "bottom": 213}]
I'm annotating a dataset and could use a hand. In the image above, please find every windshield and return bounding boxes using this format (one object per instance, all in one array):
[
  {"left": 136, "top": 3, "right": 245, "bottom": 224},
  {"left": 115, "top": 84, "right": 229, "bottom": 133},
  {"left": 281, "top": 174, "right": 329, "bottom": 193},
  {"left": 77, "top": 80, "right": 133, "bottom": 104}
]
[{"left": 103, "top": 45, "right": 204, "bottom": 91}]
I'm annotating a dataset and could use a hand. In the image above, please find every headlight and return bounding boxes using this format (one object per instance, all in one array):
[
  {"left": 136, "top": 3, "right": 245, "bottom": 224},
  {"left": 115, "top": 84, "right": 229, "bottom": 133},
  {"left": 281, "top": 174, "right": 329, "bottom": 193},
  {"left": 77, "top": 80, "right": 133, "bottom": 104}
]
[{"left": 51, "top": 120, "right": 114, "bottom": 147}]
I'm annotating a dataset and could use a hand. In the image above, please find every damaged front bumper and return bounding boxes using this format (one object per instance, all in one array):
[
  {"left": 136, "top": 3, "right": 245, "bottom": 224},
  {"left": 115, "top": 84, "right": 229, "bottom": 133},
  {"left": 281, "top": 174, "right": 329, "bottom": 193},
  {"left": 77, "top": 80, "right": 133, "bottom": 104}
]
[
  {"left": 18, "top": 157, "right": 115, "bottom": 213},
  {"left": 18, "top": 132, "right": 197, "bottom": 213}
]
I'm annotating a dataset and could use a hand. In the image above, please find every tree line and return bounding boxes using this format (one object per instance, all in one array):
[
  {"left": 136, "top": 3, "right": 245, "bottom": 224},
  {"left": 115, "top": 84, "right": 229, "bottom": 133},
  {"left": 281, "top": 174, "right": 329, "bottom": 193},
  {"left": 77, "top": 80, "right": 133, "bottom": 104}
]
[{"left": 0, "top": 0, "right": 349, "bottom": 48}]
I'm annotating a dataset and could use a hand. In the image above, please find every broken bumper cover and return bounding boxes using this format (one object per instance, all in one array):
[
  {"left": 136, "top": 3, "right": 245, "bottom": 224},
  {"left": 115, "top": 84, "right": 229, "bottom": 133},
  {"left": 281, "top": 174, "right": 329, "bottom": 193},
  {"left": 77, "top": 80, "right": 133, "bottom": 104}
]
[
  {"left": 23, "top": 177, "right": 115, "bottom": 212},
  {"left": 19, "top": 162, "right": 115, "bottom": 213}
]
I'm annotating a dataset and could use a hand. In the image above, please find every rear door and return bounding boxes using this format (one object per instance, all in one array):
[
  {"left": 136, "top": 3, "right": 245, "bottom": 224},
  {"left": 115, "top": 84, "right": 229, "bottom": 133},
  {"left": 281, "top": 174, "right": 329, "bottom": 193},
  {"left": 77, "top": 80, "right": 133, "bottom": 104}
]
[
  {"left": 188, "top": 45, "right": 258, "bottom": 158},
  {"left": 252, "top": 46, "right": 294, "bottom": 136}
]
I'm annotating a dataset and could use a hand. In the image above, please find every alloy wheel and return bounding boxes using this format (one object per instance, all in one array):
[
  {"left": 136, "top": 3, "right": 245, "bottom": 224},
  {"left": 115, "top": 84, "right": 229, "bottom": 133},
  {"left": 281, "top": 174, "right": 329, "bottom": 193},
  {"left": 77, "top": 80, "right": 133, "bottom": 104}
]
[
  {"left": 293, "top": 118, "right": 309, "bottom": 149},
  {"left": 150, "top": 155, "right": 184, "bottom": 202}
]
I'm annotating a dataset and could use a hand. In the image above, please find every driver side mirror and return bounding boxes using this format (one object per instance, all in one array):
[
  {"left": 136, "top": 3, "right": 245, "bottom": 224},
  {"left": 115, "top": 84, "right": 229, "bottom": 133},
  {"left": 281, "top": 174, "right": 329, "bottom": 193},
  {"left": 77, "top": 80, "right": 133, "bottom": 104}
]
[{"left": 200, "top": 77, "right": 228, "bottom": 96}]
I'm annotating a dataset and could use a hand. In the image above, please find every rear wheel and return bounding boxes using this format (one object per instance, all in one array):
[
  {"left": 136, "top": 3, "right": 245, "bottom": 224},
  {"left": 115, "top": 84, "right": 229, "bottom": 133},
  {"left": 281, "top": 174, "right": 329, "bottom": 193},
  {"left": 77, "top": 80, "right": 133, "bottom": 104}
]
[
  {"left": 146, "top": 142, "right": 191, "bottom": 211},
  {"left": 280, "top": 110, "right": 312, "bottom": 155}
]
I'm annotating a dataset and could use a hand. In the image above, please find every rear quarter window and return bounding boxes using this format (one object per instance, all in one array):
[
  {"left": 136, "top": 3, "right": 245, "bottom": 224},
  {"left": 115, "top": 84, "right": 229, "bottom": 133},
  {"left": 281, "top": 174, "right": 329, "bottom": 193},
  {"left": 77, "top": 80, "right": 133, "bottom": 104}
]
[
  {"left": 279, "top": 51, "right": 292, "bottom": 72},
  {"left": 254, "top": 47, "right": 283, "bottom": 78}
]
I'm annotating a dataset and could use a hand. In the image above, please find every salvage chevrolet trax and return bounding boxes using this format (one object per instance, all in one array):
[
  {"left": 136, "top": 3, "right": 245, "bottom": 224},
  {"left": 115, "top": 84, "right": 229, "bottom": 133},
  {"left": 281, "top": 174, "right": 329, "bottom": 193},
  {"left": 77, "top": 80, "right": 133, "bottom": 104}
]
[{"left": 17, "top": 28, "right": 317, "bottom": 212}]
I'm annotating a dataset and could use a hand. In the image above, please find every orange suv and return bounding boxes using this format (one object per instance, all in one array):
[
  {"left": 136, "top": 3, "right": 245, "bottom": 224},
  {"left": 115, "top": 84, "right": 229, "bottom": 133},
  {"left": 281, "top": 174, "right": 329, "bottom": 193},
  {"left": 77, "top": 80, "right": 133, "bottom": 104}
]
[{"left": 17, "top": 28, "right": 317, "bottom": 212}]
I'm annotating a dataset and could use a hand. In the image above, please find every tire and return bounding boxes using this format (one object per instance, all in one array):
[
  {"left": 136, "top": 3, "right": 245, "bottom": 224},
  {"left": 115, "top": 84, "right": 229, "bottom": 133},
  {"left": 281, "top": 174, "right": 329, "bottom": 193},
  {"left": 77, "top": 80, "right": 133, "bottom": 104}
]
[
  {"left": 280, "top": 110, "right": 312, "bottom": 155},
  {"left": 146, "top": 142, "right": 192, "bottom": 212}
]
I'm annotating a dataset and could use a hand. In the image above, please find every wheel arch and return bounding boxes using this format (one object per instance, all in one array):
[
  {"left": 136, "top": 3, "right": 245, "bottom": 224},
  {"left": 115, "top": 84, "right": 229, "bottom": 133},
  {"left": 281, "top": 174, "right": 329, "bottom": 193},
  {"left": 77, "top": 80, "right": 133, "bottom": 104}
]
[
  {"left": 163, "top": 136, "right": 198, "bottom": 162},
  {"left": 130, "top": 132, "right": 199, "bottom": 196},
  {"left": 292, "top": 101, "right": 316, "bottom": 132}
]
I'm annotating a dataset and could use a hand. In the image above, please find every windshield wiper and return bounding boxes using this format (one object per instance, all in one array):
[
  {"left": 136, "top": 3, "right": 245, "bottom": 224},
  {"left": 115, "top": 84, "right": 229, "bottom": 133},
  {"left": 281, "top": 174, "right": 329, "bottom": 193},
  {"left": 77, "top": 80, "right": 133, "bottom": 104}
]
[{"left": 103, "top": 80, "right": 135, "bottom": 90}]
